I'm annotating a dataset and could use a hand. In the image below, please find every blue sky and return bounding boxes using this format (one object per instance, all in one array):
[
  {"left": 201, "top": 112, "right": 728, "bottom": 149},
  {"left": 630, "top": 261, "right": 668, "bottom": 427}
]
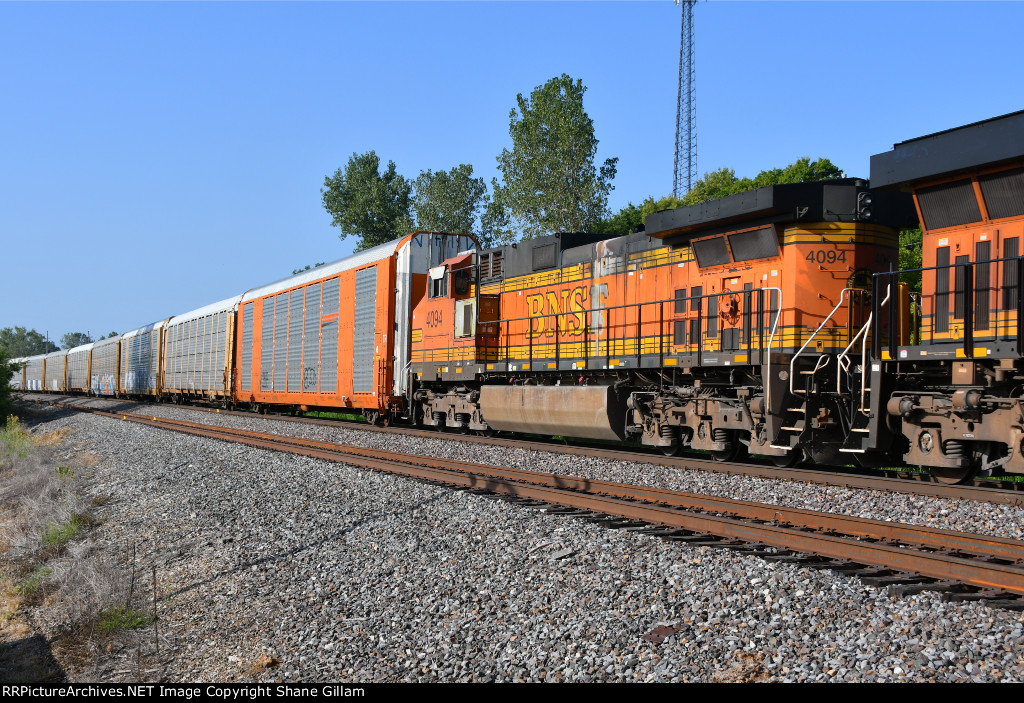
[{"left": 2, "top": 1, "right": 1022, "bottom": 344}]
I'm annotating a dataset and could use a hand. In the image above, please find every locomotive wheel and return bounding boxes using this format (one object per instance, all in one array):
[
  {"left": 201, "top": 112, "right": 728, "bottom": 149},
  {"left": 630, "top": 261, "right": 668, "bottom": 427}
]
[
  {"left": 771, "top": 451, "right": 800, "bottom": 467},
  {"left": 712, "top": 432, "right": 749, "bottom": 463},
  {"left": 712, "top": 446, "right": 739, "bottom": 462},
  {"left": 929, "top": 464, "right": 977, "bottom": 485},
  {"left": 365, "top": 410, "right": 380, "bottom": 426},
  {"left": 659, "top": 442, "right": 682, "bottom": 457}
]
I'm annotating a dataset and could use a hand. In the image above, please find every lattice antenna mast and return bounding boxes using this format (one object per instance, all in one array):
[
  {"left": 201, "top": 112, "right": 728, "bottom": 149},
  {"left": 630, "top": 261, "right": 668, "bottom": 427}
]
[{"left": 673, "top": 0, "right": 697, "bottom": 199}]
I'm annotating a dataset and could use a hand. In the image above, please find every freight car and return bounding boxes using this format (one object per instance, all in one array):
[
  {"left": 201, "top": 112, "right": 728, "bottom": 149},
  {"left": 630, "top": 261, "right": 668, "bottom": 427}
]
[
  {"left": 864, "top": 110, "right": 1024, "bottom": 483},
  {"left": 408, "top": 181, "right": 915, "bottom": 467}
]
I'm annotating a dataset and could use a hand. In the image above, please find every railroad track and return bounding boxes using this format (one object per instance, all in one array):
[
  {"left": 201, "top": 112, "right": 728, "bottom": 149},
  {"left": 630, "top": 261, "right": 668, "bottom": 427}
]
[
  {"left": 19, "top": 393, "right": 1024, "bottom": 507},
  {"left": 30, "top": 396, "right": 1024, "bottom": 607}
]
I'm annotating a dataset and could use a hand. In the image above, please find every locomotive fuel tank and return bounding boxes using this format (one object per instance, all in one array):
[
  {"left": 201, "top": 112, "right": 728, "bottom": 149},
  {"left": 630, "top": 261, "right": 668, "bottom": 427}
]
[{"left": 478, "top": 384, "right": 627, "bottom": 441}]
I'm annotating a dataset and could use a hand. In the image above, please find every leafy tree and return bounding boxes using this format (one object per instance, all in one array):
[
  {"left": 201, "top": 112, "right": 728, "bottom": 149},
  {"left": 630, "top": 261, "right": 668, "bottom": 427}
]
[
  {"left": 592, "top": 195, "right": 685, "bottom": 237},
  {"left": 492, "top": 74, "right": 618, "bottom": 242},
  {"left": 0, "top": 349, "right": 13, "bottom": 422},
  {"left": 899, "top": 227, "right": 923, "bottom": 293},
  {"left": 0, "top": 327, "right": 57, "bottom": 356},
  {"left": 321, "top": 151, "right": 414, "bottom": 252},
  {"left": 593, "top": 158, "right": 843, "bottom": 236},
  {"left": 682, "top": 157, "right": 844, "bottom": 206},
  {"left": 60, "top": 332, "right": 92, "bottom": 350},
  {"left": 292, "top": 262, "right": 326, "bottom": 276},
  {"left": 99, "top": 331, "right": 119, "bottom": 340},
  {"left": 414, "top": 164, "right": 489, "bottom": 241}
]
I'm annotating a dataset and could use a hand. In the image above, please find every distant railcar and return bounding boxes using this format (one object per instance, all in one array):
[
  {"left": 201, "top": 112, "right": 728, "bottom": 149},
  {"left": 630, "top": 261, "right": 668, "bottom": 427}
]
[
  {"left": 163, "top": 296, "right": 242, "bottom": 402},
  {"left": 67, "top": 343, "right": 94, "bottom": 393},
  {"left": 120, "top": 320, "right": 168, "bottom": 397},
  {"left": 90, "top": 336, "right": 120, "bottom": 396},
  {"left": 7, "top": 358, "right": 26, "bottom": 390},
  {"left": 44, "top": 350, "right": 67, "bottom": 393}
]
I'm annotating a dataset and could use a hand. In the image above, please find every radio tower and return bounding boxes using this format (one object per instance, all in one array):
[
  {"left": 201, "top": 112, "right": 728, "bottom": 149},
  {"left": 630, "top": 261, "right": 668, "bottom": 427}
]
[{"left": 673, "top": 0, "right": 697, "bottom": 199}]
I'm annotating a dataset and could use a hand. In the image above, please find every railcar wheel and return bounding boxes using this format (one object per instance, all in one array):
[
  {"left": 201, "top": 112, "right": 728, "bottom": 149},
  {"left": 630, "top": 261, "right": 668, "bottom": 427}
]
[
  {"left": 365, "top": 410, "right": 380, "bottom": 426},
  {"left": 929, "top": 465, "right": 977, "bottom": 485}
]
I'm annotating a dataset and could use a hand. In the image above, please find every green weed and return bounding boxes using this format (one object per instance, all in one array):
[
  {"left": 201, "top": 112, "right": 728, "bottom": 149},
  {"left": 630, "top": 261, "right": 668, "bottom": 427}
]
[
  {"left": 98, "top": 605, "right": 154, "bottom": 634},
  {"left": 15, "top": 567, "right": 53, "bottom": 597},
  {"left": 41, "top": 514, "right": 82, "bottom": 547},
  {"left": 0, "top": 416, "right": 33, "bottom": 462}
]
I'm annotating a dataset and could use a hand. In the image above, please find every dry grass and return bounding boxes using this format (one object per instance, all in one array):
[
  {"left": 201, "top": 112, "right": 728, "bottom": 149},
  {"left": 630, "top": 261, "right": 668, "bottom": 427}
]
[
  {"left": 0, "top": 413, "right": 174, "bottom": 684},
  {"left": 709, "top": 651, "right": 770, "bottom": 683},
  {"left": 34, "top": 427, "right": 73, "bottom": 448}
]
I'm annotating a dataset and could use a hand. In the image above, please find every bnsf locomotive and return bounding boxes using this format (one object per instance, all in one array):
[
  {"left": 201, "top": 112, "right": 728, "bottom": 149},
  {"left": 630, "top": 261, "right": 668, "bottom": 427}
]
[{"left": 10, "top": 110, "right": 1024, "bottom": 484}]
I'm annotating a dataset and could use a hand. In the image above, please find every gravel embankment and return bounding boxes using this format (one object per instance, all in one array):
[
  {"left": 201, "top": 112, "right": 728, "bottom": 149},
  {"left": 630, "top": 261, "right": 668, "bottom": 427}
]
[
  {"left": 44, "top": 394, "right": 1024, "bottom": 541},
  {"left": 16, "top": 399, "right": 1024, "bottom": 682}
]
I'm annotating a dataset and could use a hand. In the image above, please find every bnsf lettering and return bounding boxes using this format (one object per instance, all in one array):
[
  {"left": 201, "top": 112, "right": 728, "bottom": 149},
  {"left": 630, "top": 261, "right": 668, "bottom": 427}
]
[
  {"left": 526, "top": 286, "right": 589, "bottom": 338},
  {"left": 426, "top": 310, "right": 443, "bottom": 328}
]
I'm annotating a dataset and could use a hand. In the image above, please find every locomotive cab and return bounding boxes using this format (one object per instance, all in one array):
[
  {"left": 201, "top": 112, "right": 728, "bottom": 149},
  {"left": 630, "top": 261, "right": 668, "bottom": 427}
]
[{"left": 870, "top": 110, "right": 1024, "bottom": 482}]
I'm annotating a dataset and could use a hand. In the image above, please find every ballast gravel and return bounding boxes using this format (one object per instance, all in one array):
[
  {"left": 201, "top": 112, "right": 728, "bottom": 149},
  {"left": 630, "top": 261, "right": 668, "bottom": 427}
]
[
  {"left": 56, "top": 394, "right": 1024, "bottom": 541},
  {"left": 19, "top": 399, "right": 1024, "bottom": 682}
]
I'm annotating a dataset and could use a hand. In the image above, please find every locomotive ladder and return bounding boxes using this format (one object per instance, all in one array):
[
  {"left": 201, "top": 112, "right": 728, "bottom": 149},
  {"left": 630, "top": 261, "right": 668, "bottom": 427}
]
[
  {"left": 837, "top": 282, "right": 892, "bottom": 455},
  {"left": 771, "top": 288, "right": 854, "bottom": 451}
]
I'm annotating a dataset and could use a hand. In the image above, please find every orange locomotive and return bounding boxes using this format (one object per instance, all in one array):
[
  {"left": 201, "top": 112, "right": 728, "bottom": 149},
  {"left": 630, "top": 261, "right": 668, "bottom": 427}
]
[
  {"left": 408, "top": 181, "right": 914, "bottom": 466},
  {"left": 869, "top": 110, "right": 1024, "bottom": 483}
]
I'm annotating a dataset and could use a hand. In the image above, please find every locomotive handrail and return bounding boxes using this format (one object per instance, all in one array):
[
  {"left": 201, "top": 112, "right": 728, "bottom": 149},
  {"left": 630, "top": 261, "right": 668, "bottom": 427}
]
[
  {"left": 789, "top": 288, "right": 854, "bottom": 396},
  {"left": 483, "top": 288, "right": 784, "bottom": 376},
  {"left": 836, "top": 313, "right": 870, "bottom": 396},
  {"left": 761, "top": 287, "right": 783, "bottom": 413},
  {"left": 855, "top": 281, "right": 891, "bottom": 417},
  {"left": 871, "top": 254, "right": 1023, "bottom": 356}
]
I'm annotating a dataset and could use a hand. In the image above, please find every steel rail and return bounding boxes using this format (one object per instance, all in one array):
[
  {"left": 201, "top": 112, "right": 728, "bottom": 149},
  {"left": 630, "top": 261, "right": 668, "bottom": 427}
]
[
  {"left": 42, "top": 399, "right": 1024, "bottom": 596},
  {"left": 95, "top": 407, "right": 1024, "bottom": 564},
  {"left": 19, "top": 393, "right": 1024, "bottom": 507}
]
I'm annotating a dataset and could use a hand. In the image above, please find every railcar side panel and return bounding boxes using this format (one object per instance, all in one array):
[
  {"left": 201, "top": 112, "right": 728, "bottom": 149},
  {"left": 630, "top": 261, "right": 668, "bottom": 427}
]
[
  {"left": 164, "top": 296, "right": 241, "bottom": 400},
  {"left": 91, "top": 336, "right": 120, "bottom": 396},
  {"left": 67, "top": 343, "right": 94, "bottom": 393},
  {"left": 44, "top": 350, "right": 68, "bottom": 392},
  {"left": 121, "top": 321, "right": 168, "bottom": 396},
  {"left": 25, "top": 356, "right": 44, "bottom": 391}
]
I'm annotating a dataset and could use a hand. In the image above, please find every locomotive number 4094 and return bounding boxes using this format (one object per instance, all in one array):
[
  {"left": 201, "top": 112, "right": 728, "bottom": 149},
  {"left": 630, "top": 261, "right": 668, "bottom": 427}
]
[
  {"left": 426, "top": 310, "right": 443, "bottom": 328},
  {"left": 806, "top": 249, "right": 847, "bottom": 264}
]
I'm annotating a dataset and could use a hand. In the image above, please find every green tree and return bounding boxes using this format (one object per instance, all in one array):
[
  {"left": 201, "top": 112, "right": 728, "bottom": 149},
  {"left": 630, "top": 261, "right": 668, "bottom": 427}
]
[
  {"left": 414, "top": 164, "right": 489, "bottom": 241},
  {"left": 899, "top": 227, "right": 923, "bottom": 293},
  {"left": 60, "top": 332, "right": 92, "bottom": 350},
  {"left": 492, "top": 74, "right": 618, "bottom": 242},
  {"left": 292, "top": 262, "right": 326, "bottom": 276},
  {"left": 0, "top": 349, "right": 13, "bottom": 422},
  {"left": 682, "top": 157, "right": 845, "bottom": 206},
  {"left": 592, "top": 195, "right": 686, "bottom": 237},
  {"left": 321, "top": 151, "right": 414, "bottom": 252},
  {"left": 0, "top": 327, "right": 57, "bottom": 356},
  {"left": 99, "top": 331, "right": 119, "bottom": 340}
]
